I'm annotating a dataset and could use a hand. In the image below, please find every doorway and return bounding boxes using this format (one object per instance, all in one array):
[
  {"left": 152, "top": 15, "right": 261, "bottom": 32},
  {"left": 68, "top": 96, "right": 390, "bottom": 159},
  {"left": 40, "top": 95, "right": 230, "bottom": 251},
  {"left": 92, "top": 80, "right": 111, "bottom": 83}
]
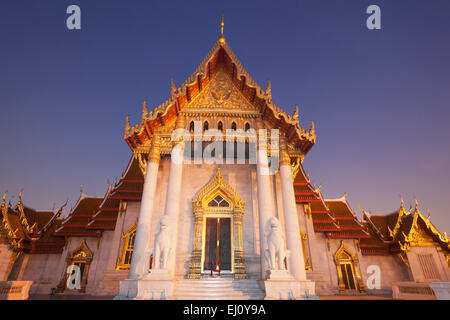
[{"left": 203, "top": 217, "right": 231, "bottom": 272}]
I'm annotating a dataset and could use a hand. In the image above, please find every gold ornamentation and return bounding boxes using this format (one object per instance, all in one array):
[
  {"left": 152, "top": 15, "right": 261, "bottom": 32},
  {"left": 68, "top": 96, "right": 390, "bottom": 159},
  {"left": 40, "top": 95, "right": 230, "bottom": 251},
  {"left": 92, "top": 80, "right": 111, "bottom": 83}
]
[
  {"left": 116, "top": 220, "right": 137, "bottom": 270},
  {"left": 303, "top": 203, "right": 311, "bottom": 218},
  {"left": 291, "top": 157, "right": 301, "bottom": 181},
  {"left": 397, "top": 252, "right": 410, "bottom": 267},
  {"left": 135, "top": 153, "right": 147, "bottom": 177},
  {"left": 300, "top": 229, "right": 312, "bottom": 271},
  {"left": 334, "top": 241, "right": 366, "bottom": 293},
  {"left": 265, "top": 80, "right": 272, "bottom": 100},
  {"left": 124, "top": 116, "right": 131, "bottom": 138},
  {"left": 186, "top": 67, "right": 258, "bottom": 112},
  {"left": 192, "top": 168, "right": 245, "bottom": 212},
  {"left": 188, "top": 168, "right": 247, "bottom": 279},
  {"left": 293, "top": 105, "right": 299, "bottom": 122},
  {"left": 171, "top": 78, "right": 177, "bottom": 95},
  {"left": 219, "top": 13, "right": 225, "bottom": 45},
  {"left": 142, "top": 101, "right": 149, "bottom": 121},
  {"left": 279, "top": 135, "right": 290, "bottom": 166},
  {"left": 148, "top": 134, "right": 161, "bottom": 164},
  {"left": 309, "top": 121, "right": 316, "bottom": 143}
]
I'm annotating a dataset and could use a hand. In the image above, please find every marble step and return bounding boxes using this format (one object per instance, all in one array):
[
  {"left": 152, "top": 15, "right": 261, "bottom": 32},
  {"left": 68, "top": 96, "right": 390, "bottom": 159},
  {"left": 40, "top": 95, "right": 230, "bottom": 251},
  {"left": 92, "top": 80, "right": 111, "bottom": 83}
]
[{"left": 174, "top": 279, "right": 265, "bottom": 300}]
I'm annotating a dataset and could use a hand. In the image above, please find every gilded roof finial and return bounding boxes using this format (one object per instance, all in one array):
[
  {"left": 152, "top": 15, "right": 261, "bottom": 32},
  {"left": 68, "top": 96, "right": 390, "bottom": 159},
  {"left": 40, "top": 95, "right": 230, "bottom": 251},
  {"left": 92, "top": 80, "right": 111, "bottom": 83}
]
[
  {"left": 427, "top": 209, "right": 431, "bottom": 221},
  {"left": 18, "top": 190, "right": 23, "bottom": 204},
  {"left": 265, "top": 80, "right": 272, "bottom": 100},
  {"left": 400, "top": 197, "right": 404, "bottom": 209},
  {"left": 124, "top": 116, "right": 131, "bottom": 136},
  {"left": 219, "top": 13, "right": 225, "bottom": 45},
  {"left": 142, "top": 101, "right": 149, "bottom": 121},
  {"left": 414, "top": 198, "right": 418, "bottom": 211},
  {"left": 216, "top": 167, "right": 222, "bottom": 179},
  {"left": 171, "top": 78, "right": 177, "bottom": 95},
  {"left": 293, "top": 105, "right": 299, "bottom": 122},
  {"left": 309, "top": 121, "right": 316, "bottom": 142}
]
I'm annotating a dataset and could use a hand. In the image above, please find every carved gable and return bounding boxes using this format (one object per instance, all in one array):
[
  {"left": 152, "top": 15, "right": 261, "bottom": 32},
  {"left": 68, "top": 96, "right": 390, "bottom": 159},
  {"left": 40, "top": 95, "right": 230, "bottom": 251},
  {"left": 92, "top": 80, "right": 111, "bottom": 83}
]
[{"left": 185, "top": 67, "right": 259, "bottom": 114}]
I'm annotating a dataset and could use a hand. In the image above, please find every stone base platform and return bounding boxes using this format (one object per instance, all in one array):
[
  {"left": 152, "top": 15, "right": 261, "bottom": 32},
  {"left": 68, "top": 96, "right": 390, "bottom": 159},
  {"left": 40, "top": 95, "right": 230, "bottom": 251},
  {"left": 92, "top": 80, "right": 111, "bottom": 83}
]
[
  {"left": 114, "top": 269, "right": 174, "bottom": 300},
  {"left": 263, "top": 270, "right": 318, "bottom": 300}
]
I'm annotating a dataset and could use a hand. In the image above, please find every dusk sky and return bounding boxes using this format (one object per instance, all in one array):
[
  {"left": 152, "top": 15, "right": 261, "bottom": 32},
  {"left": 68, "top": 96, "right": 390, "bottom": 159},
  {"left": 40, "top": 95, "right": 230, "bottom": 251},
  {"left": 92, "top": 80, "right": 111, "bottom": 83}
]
[{"left": 1, "top": 1, "right": 449, "bottom": 233}]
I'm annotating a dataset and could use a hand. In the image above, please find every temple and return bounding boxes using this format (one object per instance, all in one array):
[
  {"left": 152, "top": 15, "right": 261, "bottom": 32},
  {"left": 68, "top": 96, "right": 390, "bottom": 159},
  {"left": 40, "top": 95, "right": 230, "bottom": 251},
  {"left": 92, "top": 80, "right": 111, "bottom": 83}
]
[{"left": 1, "top": 18, "right": 449, "bottom": 300}]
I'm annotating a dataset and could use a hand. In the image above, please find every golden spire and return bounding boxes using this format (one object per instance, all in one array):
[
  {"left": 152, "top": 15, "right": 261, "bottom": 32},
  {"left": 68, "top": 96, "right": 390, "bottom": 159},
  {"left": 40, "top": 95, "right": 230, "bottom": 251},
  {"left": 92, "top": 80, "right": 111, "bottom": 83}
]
[
  {"left": 219, "top": 13, "right": 225, "bottom": 45},
  {"left": 400, "top": 197, "right": 404, "bottom": 209},
  {"left": 141, "top": 101, "right": 149, "bottom": 121},
  {"left": 414, "top": 198, "right": 419, "bottom": 211}
]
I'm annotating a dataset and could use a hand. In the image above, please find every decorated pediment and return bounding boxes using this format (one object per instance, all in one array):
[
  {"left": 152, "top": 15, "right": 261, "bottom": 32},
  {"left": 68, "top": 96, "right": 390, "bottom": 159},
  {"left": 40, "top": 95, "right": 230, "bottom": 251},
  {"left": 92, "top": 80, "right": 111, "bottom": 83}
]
[
  {"left": 185, "top": 67, "right": 258, "bottom": 113},
  {"left": 192, "top": 168, "right": 245, "bottom": 211},
  {"left": 69, "top": 239, "right": 93, "bottom": 261}
]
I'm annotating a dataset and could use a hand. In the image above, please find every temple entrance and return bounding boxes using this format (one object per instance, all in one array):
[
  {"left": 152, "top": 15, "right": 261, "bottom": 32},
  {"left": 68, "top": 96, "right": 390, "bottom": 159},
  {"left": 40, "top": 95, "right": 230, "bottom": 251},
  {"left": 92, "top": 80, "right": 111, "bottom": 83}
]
[
  {"left": 203, "top": 217, "right": 232, "bottom": 272},
  {"left": 188, "top": 169, "right": 247, "bottom": 279}
]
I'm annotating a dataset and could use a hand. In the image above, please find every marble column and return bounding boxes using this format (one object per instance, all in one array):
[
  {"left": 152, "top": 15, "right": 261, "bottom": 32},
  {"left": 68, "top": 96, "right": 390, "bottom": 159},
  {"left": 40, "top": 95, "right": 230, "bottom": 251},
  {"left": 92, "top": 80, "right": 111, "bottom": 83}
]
[
  {"left": 128, "top": 134, "right": 161, "bottom": 280},
  {"left": 255, "top": 118, "right": 276, "bottom": 278},
  {"left": 279, "top": 136, "right": 307, "bottom": 281},
  {"left": 164, "top": 115, "right": 186, "bottom": 275}
]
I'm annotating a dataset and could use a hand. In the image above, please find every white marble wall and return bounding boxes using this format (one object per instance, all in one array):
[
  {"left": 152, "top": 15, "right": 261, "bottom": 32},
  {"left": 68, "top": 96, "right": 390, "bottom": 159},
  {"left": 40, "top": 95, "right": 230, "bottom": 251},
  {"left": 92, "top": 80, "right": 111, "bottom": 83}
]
[{"left": 0, "top": 243, "right": 13, "bottom": 281}]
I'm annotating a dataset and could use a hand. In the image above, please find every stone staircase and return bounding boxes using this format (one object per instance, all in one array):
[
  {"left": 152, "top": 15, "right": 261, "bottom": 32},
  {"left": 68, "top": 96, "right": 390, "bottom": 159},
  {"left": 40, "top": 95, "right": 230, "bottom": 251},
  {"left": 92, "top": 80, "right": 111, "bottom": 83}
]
[{"left": 173, "top": 276, "right": 266, "bottom": 300}]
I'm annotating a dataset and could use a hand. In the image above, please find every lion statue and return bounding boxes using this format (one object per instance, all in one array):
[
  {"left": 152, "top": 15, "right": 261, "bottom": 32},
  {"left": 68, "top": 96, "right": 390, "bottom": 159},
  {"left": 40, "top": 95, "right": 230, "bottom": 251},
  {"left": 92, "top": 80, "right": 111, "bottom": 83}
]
[
  {"left": 264, "top": 216, "right": 288, "bottom": 270},
  {"left": 152, "top": 216, "right": 172, "bottom": 269}
]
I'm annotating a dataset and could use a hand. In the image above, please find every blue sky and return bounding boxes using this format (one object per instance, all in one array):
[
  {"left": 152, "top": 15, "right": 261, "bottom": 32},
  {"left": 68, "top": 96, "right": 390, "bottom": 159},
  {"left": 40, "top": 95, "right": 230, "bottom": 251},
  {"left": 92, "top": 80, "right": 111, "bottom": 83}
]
[{"left": 1, "top": 0, "right": 449, "bottom": 232}]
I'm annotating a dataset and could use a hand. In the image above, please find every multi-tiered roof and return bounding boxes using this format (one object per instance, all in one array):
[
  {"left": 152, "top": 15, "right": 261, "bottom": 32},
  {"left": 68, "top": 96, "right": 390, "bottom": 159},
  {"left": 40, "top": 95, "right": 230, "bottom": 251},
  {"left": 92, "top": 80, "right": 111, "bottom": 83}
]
[{"left": 123, "top": 18, "right": 315, "bottom": 157}]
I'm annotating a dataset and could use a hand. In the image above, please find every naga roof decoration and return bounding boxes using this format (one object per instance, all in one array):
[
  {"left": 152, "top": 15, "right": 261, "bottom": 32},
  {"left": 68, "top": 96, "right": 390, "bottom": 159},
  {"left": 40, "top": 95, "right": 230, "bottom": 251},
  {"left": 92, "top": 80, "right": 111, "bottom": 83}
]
[
  {"left": 123, "top": 20, "right": 316, "bottom": 155},
  {"left": 360, "top": 200, "right": 449, "bottom": 255},
  {"left": 1, "top": 193, "right": 66, "bottom": 253}
]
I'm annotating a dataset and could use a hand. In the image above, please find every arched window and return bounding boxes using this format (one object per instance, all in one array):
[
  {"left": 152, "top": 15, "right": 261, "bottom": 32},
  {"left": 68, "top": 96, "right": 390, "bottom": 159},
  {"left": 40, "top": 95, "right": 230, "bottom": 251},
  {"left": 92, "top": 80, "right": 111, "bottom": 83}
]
[
  {"left": 208, "top": 194, "right": 229, "bottom": 207},
  {"left": 189, "top": 121, "right": 195, "bottom": 133},
  {"left": 116, "top": 221, "right": 137, "bottom": 270},
  {"left": 218, "top": 121, "right": 223, "bottom": 132},
  {"left": 203, "top": 121, "right": 209, "bottom": 132},
  {"left": 245, "top": 122, "right": 250, "bottom": 131},
  {"left": 231, "top": 122, "right": 237, "bottom": 131}
]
